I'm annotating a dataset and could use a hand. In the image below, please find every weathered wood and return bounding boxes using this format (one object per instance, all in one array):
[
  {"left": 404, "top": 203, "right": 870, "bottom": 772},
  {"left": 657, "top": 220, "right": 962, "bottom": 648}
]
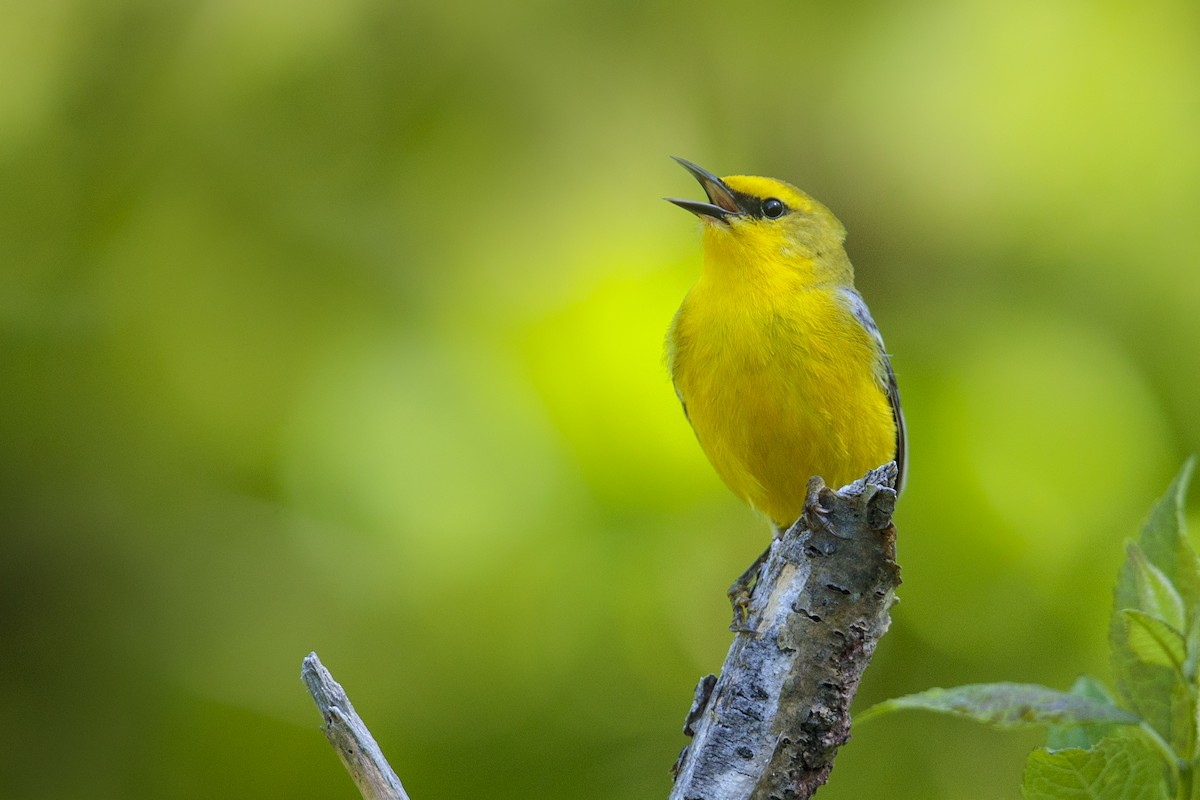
[
  {"left": 668, "top": 463, "right": 901, "bottom": 800},
  {"left": 302, "top": 652, "right": 411, "bottom": 800}
]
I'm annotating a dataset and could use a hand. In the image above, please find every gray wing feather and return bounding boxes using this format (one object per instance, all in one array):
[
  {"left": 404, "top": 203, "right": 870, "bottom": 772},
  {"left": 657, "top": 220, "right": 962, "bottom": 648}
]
[{"left": 840, "top": 289, "right": 907, "bottom": 493}]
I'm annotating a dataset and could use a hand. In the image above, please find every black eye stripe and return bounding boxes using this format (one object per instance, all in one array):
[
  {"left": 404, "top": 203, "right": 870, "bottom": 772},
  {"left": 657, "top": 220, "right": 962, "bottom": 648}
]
[
  {"left": 761, "top": 198, "right": 786, "bottom": 219},
  {"left": 727, "top": 188, "right": 790, "bottom": 219}
]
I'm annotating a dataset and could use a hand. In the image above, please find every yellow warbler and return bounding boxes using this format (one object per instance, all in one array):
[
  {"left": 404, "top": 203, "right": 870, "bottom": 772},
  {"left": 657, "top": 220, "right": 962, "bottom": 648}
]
[{"left": 666, "top": 158, "right": 906, "bottom": 529}]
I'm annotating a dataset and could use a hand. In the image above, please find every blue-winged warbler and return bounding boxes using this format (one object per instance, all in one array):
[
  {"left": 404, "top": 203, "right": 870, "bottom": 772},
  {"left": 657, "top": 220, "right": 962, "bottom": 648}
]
[{"left": 666, "top": 158, "right": 906, "bottom": 529}]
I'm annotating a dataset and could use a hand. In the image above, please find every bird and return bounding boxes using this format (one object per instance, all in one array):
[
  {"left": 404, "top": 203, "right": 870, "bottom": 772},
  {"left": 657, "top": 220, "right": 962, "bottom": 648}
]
[{"left": 665, "top": 157, "right": 905, "bottom": 532}]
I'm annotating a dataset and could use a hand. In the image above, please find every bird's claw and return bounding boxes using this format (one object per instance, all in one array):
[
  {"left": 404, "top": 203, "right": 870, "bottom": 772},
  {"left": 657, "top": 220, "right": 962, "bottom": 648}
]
[
  {"left": 728, "top": 585, "right": 754, "bottom": 632},
  {"left": 804, "top": 478, "right": 846, "bottom": 538}
]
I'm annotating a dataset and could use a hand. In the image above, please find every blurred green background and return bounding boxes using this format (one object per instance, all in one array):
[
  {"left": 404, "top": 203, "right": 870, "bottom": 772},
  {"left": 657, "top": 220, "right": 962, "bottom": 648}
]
[{"left": 2, "top": 1, "right": 1198, "bottom": 797}]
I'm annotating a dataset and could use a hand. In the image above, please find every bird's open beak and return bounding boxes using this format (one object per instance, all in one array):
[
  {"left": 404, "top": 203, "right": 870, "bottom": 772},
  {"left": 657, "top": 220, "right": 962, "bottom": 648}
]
[{"left": 665, "top": 157, "right": 743, "bottom": 222}]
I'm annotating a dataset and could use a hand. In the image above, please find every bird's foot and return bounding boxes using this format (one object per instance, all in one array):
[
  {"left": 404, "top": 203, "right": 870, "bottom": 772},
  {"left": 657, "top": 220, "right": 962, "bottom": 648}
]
[
  {"left": 727, "top": 547, "right": 769, "bottom": 632},
  {"left": 804, "top": 476, "right": 848, "bottom": 538}
]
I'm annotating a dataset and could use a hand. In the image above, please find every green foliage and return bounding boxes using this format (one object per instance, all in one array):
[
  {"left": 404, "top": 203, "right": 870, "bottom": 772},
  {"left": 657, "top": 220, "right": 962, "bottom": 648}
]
[
  {"left": 1022, "top": 738, "right": 1170, "bottom": 800},
  {"left": 1044, "top": 677, "right": 1132, "bottom": 751},
  {"left": 863, "top": 459, "right": 1200, "bottom": 799},
  {"left": 856, "top": 683, "right": 1139, "bottom": 729}
]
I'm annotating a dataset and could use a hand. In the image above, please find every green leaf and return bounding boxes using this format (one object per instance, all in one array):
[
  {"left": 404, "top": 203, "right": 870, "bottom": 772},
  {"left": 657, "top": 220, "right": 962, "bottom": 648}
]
[
  {"left": 1136, "top": 457, "right": 1200, "bottom": 615},
  {"left": 1021, "top": 737, "right": 1170, "bottom": 800},
  {"left": 1111, "top": 461, "right": 1199, "bottom": 757},
  {"left": 1186, "top": 608, "right": 1200, "bottom": 681},
  {"left": 857, "top": 683, "right": 1140, "bottom": 729},
  {"left": 1122, "top": 609, "right": 1186, "bottom": 671},
  {"left": 1125, "top": 542, "right": 1186, "bottom": 632},
  {"left": 1046, "top": 677, "right": 1129, "bottom": 751},
  {"left": 1108, "top": 630, "right": 1192, "bottom": 759}
]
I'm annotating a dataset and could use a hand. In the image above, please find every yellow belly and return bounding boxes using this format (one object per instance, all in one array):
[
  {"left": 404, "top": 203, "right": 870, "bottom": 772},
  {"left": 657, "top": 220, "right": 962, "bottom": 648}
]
[{"left": 670, "top": 284, "right": 896, "bottom": 528}]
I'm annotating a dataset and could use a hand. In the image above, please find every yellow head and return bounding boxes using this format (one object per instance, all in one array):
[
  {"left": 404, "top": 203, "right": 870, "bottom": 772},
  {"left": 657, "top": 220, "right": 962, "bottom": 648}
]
[{"left": 666, "top": 157, "right": 853, "bottom": 286}]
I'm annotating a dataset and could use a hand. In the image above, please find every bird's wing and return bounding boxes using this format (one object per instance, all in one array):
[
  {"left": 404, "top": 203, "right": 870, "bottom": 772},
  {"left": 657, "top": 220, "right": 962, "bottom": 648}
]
[
  {"left": 840, "top": 289, "right": 907, "bottom": 493},
  {"left": 674, "top": 387, "right": 689, "bottom": 422},
  {"left": 666, "top": 306, "right": 692, "bottom": 422}
]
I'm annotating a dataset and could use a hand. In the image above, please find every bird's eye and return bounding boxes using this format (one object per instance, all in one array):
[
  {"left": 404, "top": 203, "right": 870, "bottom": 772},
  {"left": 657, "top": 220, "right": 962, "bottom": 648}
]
[{"left": 762, "top": 198, "right": 786, "bottom": 219}]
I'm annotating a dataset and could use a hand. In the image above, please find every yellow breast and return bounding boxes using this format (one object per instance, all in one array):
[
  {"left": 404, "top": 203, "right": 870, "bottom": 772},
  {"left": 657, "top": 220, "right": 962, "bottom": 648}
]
[{"left": 669, "top": 272, "right": 896, "bottom": 528}]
